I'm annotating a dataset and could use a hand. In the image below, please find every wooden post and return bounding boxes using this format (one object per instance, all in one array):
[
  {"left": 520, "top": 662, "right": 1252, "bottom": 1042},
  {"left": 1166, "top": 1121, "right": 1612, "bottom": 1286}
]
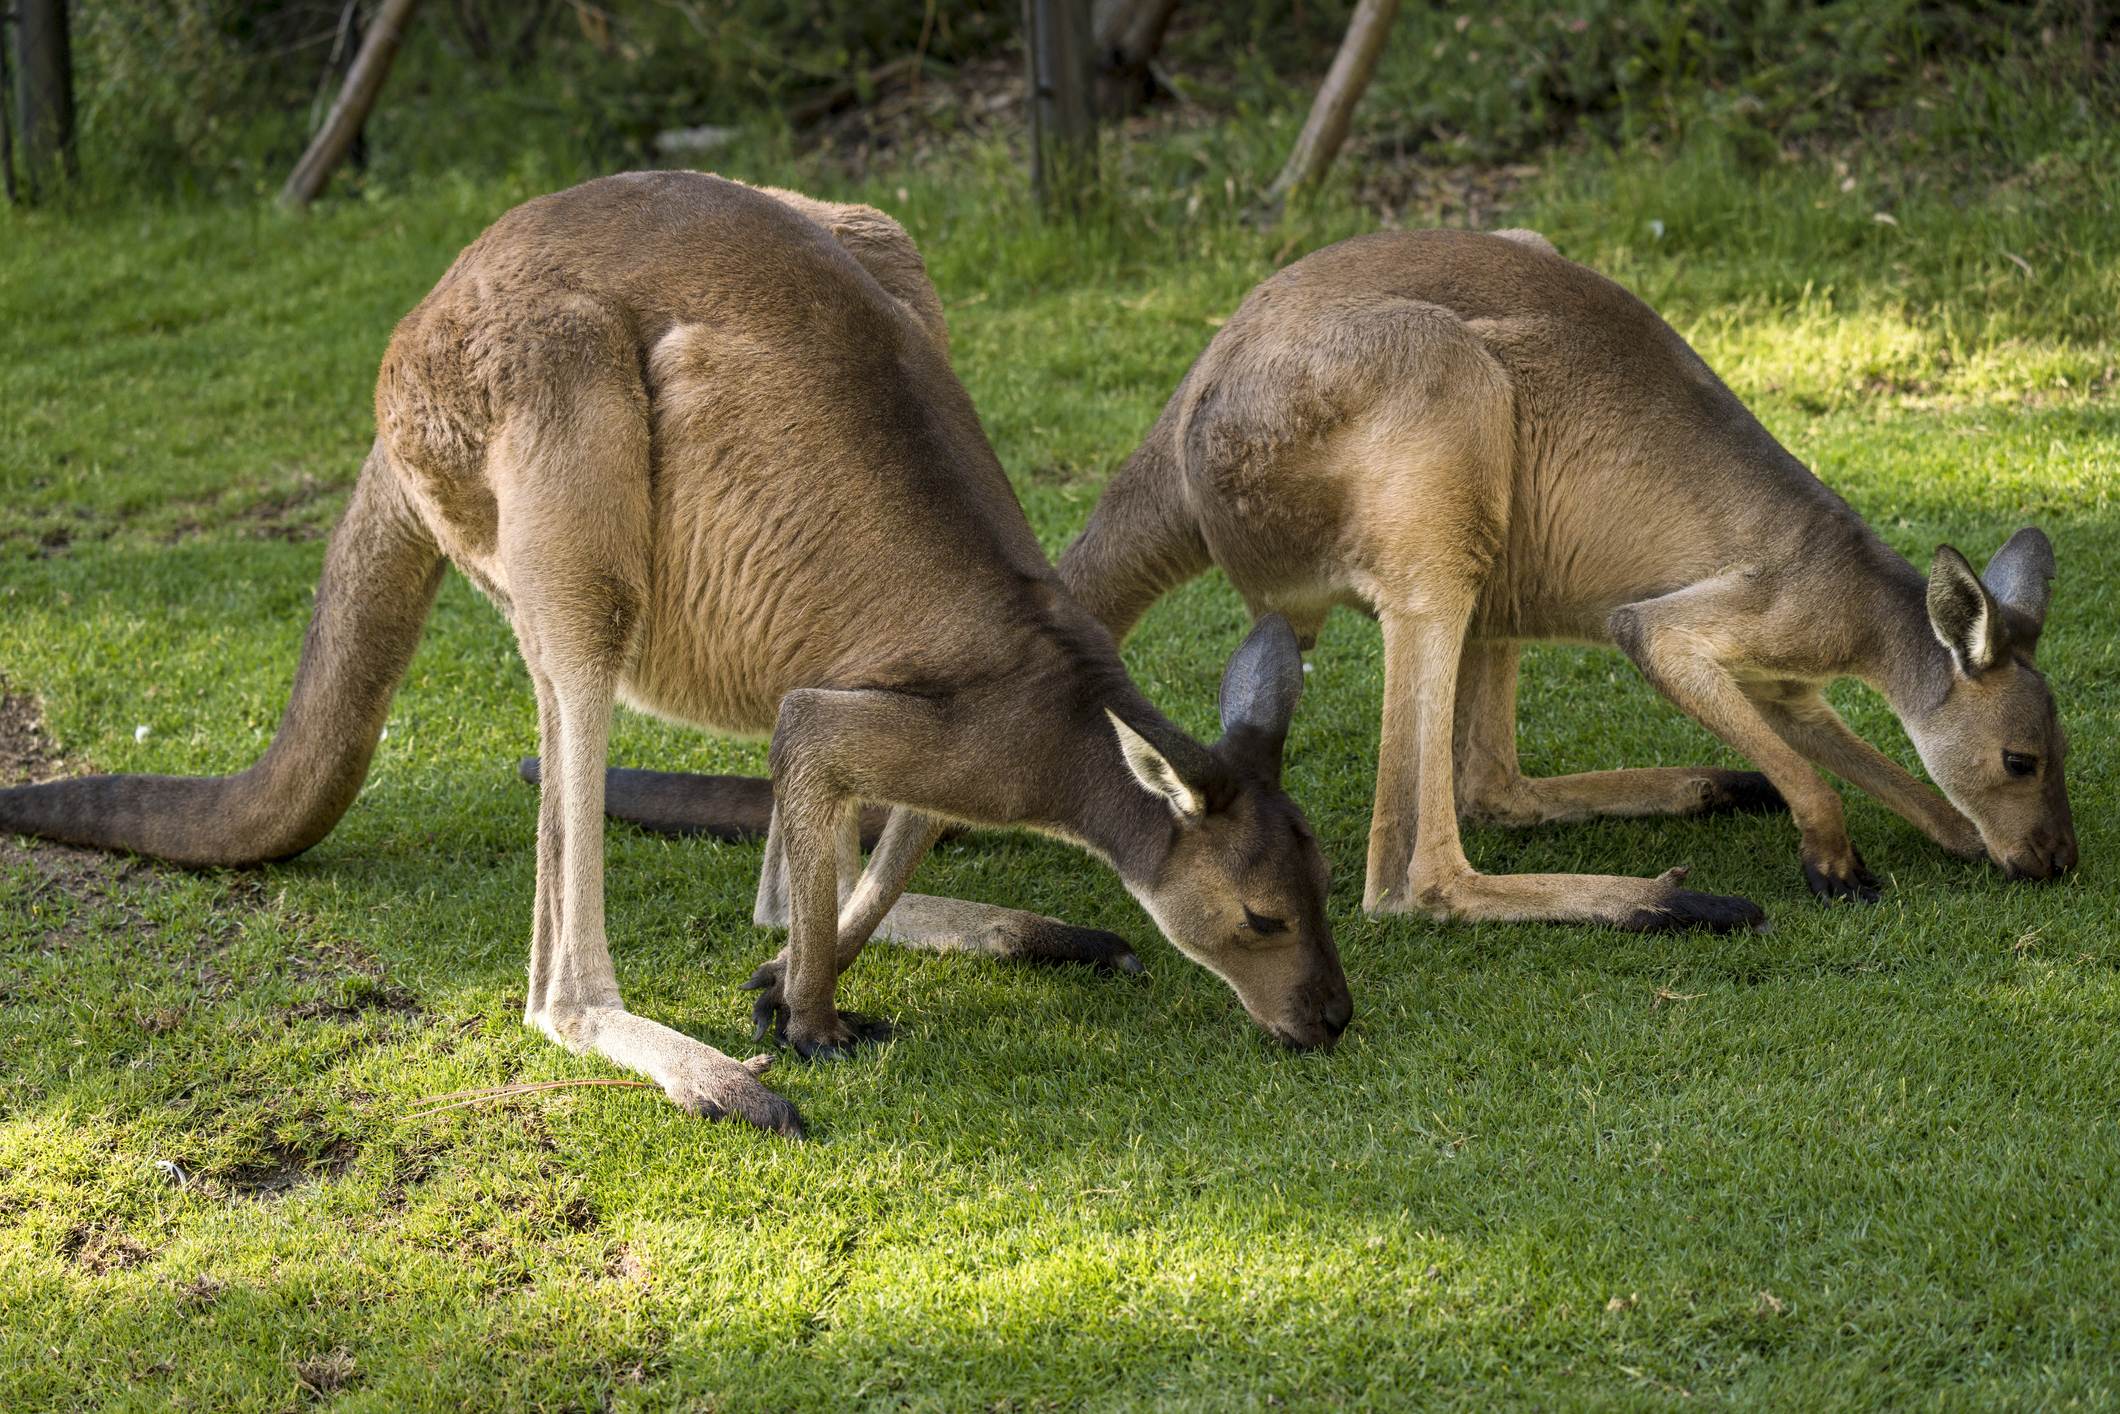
[
  {"left": 1267, "top": 0, "right": 1400, "bottom": 200},
  {"left": 1, "top": 5, "right": 17, "bottom": 204},
  {"left": 15, "top": 0, "right": 77, "bottom": 199},
  {"left": 1024, "top": 0, "right": 1097, "bottom": 213},
  {"left": 279, "top": 0, "right": 424, "bottom": 210}
]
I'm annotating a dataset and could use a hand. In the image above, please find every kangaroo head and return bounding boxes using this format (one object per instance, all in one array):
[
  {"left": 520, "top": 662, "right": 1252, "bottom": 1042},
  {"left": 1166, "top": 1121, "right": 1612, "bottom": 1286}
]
[
  {"left": 1106, "top": 615, "right": 1351, "bottom": 1051},
  {"left": 1909, "top": 527, "right": 2076, "bottom": 880}
]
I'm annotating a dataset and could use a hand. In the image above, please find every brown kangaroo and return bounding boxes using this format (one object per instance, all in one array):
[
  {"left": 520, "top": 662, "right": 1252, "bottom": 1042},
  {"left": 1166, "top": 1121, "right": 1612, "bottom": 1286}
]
[
  {"left": 1056, "top": 227, "right": 2076, "bottom": 924},
  {"left": 0, "top": 173, "right": 1351, "bottom": 1137}
]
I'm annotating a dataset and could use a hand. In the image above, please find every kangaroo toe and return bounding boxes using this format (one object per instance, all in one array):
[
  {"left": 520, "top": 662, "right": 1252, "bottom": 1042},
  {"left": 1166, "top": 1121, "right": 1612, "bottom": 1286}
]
[
  {"left": 1803, "top": 846, "right": 1883, "bottom": 903},
  {"left": 1620, "top": 885, "right": 1768, "bottom": 933},
  {"left": 1702, "top": 770, "right": 1787, "bottom": 815},
  {"left": 664, "top": 1059, "right": 805, "bottom": 1138}
]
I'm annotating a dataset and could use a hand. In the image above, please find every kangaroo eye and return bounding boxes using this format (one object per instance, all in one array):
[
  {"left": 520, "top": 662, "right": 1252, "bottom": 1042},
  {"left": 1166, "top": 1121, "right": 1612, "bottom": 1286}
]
[
  {"left": 1240, "top": 907, "right": 1289, "bottom": 936},
  {"left": 2003, "top": 752, "right": 2038, "bottom": 778}
]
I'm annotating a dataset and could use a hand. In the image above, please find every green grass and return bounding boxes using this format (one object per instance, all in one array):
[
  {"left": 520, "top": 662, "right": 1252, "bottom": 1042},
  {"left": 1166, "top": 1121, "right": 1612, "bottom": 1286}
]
[{"left": 3, "top": 128, "right": 2120, "bottom": 1410}]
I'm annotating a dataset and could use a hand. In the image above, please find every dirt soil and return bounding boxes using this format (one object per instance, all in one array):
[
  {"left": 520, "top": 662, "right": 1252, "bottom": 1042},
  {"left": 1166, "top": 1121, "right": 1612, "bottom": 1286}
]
[
  {"left": 0, "top": 687, "right": 171, "bottom": 954},
  {"left": 0, "top": 687, "right": 79, "bottom": 789}
]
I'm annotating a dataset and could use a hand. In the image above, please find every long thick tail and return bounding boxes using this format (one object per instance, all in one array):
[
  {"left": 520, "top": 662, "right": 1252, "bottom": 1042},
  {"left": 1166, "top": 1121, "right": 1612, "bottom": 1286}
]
[
  {"left": 515, "top": 759, "right": 922, "bottom": 849},
  {"left": 0, "top": 449, "right": 444, "bottom": 867}
]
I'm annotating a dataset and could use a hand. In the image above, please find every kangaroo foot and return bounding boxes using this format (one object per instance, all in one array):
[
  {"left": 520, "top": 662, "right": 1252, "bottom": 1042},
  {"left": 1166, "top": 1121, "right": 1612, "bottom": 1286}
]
[
  {"left": 1380, "top": 862, "right": 1766, "bottom": 932},
  {"left": 1802, "top": 845, "right": 1883, "bottom": 903},
  {"left": 549, "top": 1005, "right": 806, "bottom": 1137},
  {"left": 779, "top": 1009, "right": 895, "bottom": 1062},
  {"left": 1693, "top": 770, "right": 1788, "bottom": 815},
  {"left": 1615, "top": 866, "right": 1770, "bottom": 932},
  {"left": 662, "top": 1051, "right": 807, "bottom": 1136}
]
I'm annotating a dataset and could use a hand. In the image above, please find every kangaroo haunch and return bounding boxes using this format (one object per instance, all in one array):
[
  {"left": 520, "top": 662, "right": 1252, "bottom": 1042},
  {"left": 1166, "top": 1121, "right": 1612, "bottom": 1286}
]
[
  {"left": 0, "top": 174, "right": 1351, "bottom": 1135},
  {"left": 1057, "top": 228, "right": 2076, "bottom": 924}
]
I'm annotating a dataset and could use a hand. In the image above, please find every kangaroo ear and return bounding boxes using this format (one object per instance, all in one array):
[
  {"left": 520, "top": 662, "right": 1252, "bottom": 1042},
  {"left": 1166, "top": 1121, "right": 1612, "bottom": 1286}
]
[
  {"left": 1216, "top": 614, "right": 1304, "bottom": 778},
  {"left": 1928, "top": 544, "right": 2010, "bottom": 676},
  {"left": 1981, "top": 526, "right": 2055, "bottom": 652},
  {"left": 1108, "top": 709, "right": 1208, "bottom": 820}
]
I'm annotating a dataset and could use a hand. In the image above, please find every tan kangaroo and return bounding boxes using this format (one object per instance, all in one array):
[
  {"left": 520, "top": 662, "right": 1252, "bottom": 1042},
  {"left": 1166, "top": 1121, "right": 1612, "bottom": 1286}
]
[
  {"left": 1055, "top": 227, "right": 2075, "bottom": 925},
  {"left": 0, "top": 173, "right": 1351, "bottom": 1137}
]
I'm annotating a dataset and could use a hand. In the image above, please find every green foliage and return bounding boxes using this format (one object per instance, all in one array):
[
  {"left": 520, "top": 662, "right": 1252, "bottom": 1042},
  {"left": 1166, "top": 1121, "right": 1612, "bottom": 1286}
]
[
  {"left": 58, "top": 0, "right": 1023, "bottom": 198},
  {"left": 49, "top": 0, "right": 2120, "bottom": 202},
  {"left": 1364, "top": 0, "right": 2119, "bottom": 162}
]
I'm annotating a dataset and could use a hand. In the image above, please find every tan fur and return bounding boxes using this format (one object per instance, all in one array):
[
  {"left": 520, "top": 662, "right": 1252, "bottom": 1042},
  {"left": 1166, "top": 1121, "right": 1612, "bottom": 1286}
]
[
  {"left": 1061, "top": 230, "right": 2076, "bottom": 927},
  {"left": 0, "top": 173, "right": 1353, "bottom": 1135}
]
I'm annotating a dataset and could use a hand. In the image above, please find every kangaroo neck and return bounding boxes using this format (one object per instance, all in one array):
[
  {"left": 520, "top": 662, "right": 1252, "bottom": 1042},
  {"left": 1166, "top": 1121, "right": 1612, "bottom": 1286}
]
[
  {"left": 1852, "top": 549, "right": 1953, "bottom": 720},
  {"left": 1008, "top": 654, "right": 1181, "bottom": 890}
]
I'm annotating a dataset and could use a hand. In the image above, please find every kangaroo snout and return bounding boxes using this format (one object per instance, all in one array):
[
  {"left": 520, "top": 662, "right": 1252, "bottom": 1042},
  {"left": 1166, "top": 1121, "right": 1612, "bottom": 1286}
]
[
  {"left": 2000, "top": 831, "right": 2078, "bottom": 881},
  {"left": 1267, "top": 972, "right": 1354, "bottom": 1052}
]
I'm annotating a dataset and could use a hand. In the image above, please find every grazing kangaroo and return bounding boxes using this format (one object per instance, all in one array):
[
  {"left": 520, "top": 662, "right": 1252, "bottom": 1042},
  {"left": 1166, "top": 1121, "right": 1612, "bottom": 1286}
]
[
  {"left": 0, "top": 173, "right": 1350, "bottom": 1137},
  {"left": 1056, "top": 228, "right": 2075, "bottom": 924}
]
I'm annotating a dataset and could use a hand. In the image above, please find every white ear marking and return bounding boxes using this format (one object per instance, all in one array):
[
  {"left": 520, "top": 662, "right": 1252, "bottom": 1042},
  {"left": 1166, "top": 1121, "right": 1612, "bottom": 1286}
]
[
  {"left": 1107, "top": 709, "right": 1206, "bottom": 819},
  {"left": 1932, "top": 596, "right": 1992, "bottom": 674}
]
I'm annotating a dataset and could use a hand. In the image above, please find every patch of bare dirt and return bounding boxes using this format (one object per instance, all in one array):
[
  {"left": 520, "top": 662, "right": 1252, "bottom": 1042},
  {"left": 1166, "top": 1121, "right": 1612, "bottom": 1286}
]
[
  {"left": 162, "top": 469, "right": 350, "bottom": 546},
  {"left": 1347, "top": 155, "right": 1546, "bottom": 233},
  {"left": 293, "top": 1347, "right": 358, "bottom": 1397},
  {"left": 63, "top": 1226, "right": 158, "bottom": 1274},
  {"left": 0, "top": 686, "right": 416, "bottom": 1028},
  {"left": 0, "top": 688, "right": 208, "bottom": 1011},
  {"left": 0, "top": 686, "right": 88, "bottom": 787},
  {"left": 792, "top": 53, "right": 1027, "bottom": 177},
  {"left": 171, "top": 1273, "right": 226, "bottom": 1306},
  {"left": 281, "top": 976, "right": 423, "bottom": 1024},
  {"left": 219, "top": 1139, "right": 359, "bottom": 1202}
]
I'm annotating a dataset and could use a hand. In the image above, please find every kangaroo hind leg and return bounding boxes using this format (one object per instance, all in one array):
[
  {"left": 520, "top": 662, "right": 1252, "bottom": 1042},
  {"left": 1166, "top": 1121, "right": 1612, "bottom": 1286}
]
[
  {"left": 501, "top": 381, "right": 800, "bottom": 1134},
  {"left": 1377, "top": 602, "right": 1764, "bottom": 931},
  {"left": 1453, "top": 640, "right": 1786, "bottom": 828}
]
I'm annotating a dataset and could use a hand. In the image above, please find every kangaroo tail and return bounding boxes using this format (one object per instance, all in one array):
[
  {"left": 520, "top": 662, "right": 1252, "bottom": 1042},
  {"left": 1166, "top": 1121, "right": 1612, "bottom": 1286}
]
[
  {"left": 515, "top": 760, "right": 949, "bottom": 851},
  {"left": 0, "top": 448, "right": 444, "bottom": 867}
]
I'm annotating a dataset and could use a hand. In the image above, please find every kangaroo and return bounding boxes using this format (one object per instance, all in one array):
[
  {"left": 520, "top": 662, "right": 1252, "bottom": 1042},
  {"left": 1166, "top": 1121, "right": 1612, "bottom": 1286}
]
[
  {"left": 1052, "top": 227, "right": 2075, "bottom": 925},
  {"left": 0, "top": 173, "right": 1351, "bottom": 1137}
]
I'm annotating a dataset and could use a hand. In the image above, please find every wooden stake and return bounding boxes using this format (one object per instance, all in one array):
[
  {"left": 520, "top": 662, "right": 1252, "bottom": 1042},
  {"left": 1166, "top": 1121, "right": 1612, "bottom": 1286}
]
[
  {"left": 279, "top": 0, "right": 424, "bottom": 210},
  {"left": 1267, "top": 0, "right": 1401, "bottom": 200},
  {"left": 1024, "top": 0, "right": 1097, "bottom": 212}
]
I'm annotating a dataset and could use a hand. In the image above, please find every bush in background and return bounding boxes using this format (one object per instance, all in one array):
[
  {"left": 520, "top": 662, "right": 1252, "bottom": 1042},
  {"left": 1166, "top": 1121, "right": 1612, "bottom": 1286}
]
[{"left": 32, "top": 0, "right": 2120, "bottom": 201}]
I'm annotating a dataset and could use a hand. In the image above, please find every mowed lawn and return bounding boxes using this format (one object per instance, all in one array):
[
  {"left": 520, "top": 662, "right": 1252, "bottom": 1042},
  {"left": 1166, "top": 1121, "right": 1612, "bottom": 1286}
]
[{"left": 1, "top": 156, "right": 2117, "bottom": 1412}]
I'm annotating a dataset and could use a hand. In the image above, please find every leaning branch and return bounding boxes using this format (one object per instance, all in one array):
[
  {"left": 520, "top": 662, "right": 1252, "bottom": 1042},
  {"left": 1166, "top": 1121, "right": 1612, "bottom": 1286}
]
[
  {"left": 1266, "top": 0, "right": 1401, "bottom": 200},
  {"left": 278, "top": 0, "right": 424, "bottom": 210}
]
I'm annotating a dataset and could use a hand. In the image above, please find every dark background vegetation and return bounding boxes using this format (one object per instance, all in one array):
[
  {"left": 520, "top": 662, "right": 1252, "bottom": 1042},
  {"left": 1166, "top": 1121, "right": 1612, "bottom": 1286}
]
[{"left": 45, "top": 0, "right": 2120, "bottom": 202}]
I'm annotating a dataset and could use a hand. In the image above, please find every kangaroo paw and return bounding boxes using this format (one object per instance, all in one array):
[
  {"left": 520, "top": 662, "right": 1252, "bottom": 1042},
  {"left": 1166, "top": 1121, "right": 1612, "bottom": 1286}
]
[
  {"left": 785, "top": 1010, "right": 895, "bottom": 1063},
  {"left": 1802, "top": 845, "right": 1883, "bottom": 904},
  {"left": 738, "top": 954, "right": 790, "bottom": 1044}
]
